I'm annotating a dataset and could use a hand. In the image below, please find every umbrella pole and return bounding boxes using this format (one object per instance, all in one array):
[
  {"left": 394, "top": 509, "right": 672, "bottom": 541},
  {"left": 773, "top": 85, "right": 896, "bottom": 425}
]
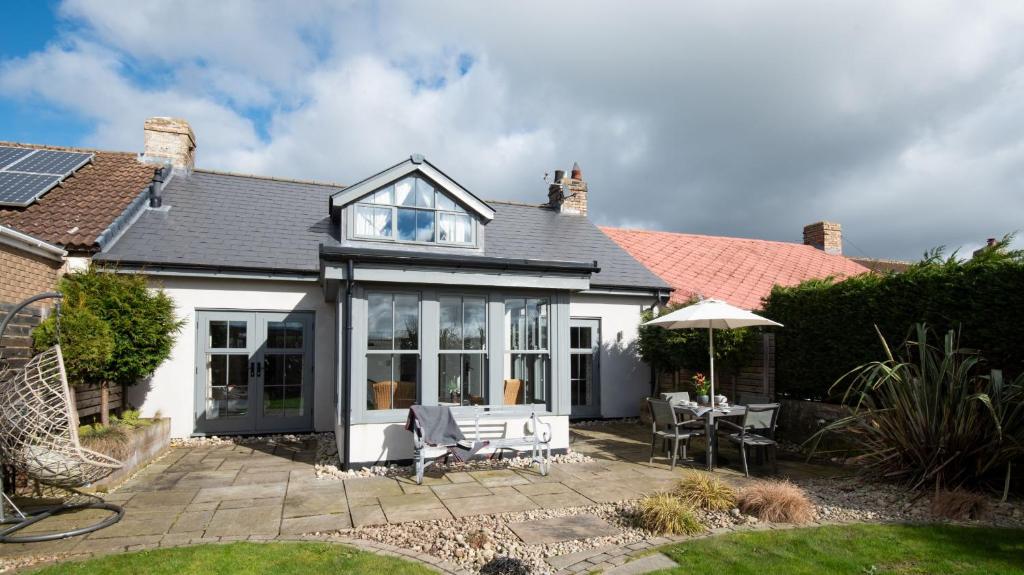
[{"left": 708, "top": 321, "right": 715, "bottom": 409}]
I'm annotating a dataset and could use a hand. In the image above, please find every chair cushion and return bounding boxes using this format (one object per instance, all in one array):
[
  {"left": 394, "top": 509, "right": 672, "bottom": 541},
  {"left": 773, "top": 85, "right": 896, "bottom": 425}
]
[{"left": 726, "top": 433, "right": 776, "bottom": 446}]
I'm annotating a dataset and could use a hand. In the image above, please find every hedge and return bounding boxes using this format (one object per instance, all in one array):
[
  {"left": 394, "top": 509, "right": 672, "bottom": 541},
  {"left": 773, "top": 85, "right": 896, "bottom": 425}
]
[{"left": 761, "top": 240, "right": 1024, "bottom": 401}]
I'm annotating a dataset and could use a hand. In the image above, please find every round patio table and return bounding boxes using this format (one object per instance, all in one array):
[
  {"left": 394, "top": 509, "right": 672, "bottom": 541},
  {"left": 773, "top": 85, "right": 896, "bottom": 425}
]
[{"left": 673, "top": 404, "right": 746, "bottom": 471}]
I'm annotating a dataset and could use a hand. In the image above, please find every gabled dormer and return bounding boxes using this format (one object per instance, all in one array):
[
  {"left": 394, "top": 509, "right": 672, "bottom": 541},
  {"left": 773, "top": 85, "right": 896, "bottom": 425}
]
[{"left": 330, "top": 155, "right": 494, "bottom": 253}]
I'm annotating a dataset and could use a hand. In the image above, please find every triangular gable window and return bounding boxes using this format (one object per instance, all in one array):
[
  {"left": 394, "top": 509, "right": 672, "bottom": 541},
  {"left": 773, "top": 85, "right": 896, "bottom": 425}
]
[{"left": 353, "top": 176, "right": 474, "bottom": 245}]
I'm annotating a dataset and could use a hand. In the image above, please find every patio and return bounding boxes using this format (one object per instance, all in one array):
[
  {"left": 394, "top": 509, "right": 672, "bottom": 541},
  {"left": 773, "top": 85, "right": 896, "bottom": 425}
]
[{"left": 0, "top": 422, "right": 842, "bottom": 568}]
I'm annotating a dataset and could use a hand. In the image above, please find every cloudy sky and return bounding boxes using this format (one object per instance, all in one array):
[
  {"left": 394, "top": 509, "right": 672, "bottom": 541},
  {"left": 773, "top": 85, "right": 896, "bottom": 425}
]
[{"left": 2, "top": 1, "right": 1022, "bottom": 260}]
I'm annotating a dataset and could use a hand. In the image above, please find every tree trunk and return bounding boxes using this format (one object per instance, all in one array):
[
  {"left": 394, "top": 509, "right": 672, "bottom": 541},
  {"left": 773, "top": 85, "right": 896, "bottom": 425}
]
[{"left": 100, "top": 382, "right": 110, "bottom": 426}]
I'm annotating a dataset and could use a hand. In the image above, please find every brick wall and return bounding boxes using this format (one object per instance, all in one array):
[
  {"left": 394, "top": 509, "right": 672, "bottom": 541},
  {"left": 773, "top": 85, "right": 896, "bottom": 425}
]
[{"left": 0, "top": 243, "right": 62, "bottom": 304}]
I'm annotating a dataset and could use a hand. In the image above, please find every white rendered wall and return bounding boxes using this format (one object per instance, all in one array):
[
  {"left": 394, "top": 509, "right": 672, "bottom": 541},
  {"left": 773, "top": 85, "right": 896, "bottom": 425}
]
[
  {"left": 346, "top": 415, "right": 569, "bottom": 465},
  {"left": 569, "top": 294, "right": 652, "bottom": 418},
  {"left": 127, "top": 276, "right": 335, "bottom": 438}
]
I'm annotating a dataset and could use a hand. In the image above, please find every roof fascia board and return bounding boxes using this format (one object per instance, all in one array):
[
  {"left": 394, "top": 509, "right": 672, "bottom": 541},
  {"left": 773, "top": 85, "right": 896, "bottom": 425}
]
[
  {"left": 320, "top": 245, "right": 598, "bottom": 274},
  {"left": 324, "top": 263, "right": 589, "bottom": 290},
  {"left": 98, "top": 261, "right": 317, "bottom": 282},
  {"left": 330, "top": 157, "right": 495, "bottom": 221},
  {"left": 0, "top": 224, "right": 66, "bottom": 261}
]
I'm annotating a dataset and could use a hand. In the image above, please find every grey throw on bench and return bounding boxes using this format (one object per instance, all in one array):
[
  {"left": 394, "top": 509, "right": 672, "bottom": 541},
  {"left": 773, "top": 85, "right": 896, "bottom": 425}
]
[{"left": 405, "top": 405, "right": 465, "bottom": 446}]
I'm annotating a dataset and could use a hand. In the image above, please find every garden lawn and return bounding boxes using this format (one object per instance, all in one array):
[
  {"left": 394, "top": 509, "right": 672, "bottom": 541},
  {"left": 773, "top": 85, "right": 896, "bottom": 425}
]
[
  {"left": 30, "top": 542, "right": 435, "bottom": 575},
  {"left": 659, "top": 524, "right": 1024, "bottom": 575}
]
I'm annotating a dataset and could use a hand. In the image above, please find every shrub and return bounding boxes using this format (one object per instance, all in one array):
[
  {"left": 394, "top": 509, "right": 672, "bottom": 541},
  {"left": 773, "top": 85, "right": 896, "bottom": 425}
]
[
  {"left": 762, "top": 236, "right": 1024, "bottom": 401},
  {"left": 33, "top": 266, "right": 183, "bottom": 423},
  {"left": 931, "top": 489, "right": 991, "bottom": 521},
  {"left": 638, "top": 298, "right": 759, "bottom": 380},
  {"left": 675, "top": 471, "right": 736, "bottom": 511},
  {"left": 634, "top": 493, "right": 705, "bottom": 535},
  {"left": 812, "top": 324, "right": 1024, "bottom": 492},
  {"left": 32, "top": 304, "right": 114, "bottom": 387},
  {"left": 736, "top": 480, "right": 814, "bottom": 523}
]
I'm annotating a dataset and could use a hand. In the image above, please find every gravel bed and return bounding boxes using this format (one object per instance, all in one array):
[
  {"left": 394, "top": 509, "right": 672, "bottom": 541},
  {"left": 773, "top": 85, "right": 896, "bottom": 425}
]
[
  {"left": 798, "top": 477, "right": 1024, "bottom": 527},
  {"left": 571, "top": 418, "right": 639, "bottom": 428}
]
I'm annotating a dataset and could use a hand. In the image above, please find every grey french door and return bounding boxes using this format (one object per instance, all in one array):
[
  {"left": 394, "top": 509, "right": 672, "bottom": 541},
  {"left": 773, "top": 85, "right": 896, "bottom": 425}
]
[
  {"left": 195, "top": 311, "right": 314, "bottom": 435},
  {"left": 569, "top": 318, "right": 601, "bottom": 419}
]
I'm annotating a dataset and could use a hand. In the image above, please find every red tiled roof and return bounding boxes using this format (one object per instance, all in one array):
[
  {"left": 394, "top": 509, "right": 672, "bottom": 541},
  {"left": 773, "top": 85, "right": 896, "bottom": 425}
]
[
  {"left": 0, "top": 143, "right": 156, "bottom": 253},
  {"left": 601, "top": 227, "right": 870, "bottom": 310}
]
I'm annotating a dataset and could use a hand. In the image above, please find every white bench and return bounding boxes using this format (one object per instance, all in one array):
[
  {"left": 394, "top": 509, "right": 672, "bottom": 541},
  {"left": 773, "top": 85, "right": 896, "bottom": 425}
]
[{"left": 412, "top": 406, "right": 552, "bottom": 484}]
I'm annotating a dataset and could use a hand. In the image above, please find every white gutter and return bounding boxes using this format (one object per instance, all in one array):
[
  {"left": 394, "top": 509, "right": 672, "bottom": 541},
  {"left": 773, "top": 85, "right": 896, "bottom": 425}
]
[{"left": 0, "top": 224, "right": 66, "bottom": 261}]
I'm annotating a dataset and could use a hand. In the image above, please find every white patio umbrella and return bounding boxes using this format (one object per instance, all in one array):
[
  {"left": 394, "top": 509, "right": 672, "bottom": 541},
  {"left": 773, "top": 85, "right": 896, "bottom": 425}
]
[{"left": 644, "top": 299, "right": 782, "bottom": 410}]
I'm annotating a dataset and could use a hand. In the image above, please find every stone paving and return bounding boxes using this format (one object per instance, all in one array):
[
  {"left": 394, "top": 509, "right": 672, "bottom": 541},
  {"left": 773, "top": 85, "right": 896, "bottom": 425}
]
[{"left": 0, "top": 423, "right": 844, "bottom": 573}]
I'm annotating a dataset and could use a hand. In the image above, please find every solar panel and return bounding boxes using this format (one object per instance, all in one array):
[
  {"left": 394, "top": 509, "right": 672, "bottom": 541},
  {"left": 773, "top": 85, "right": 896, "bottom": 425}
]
[
  {"left": 0, "top": 146, "right": 94, "bottom": 207},
  {"left": 0, "top": 172, "right": 63, "bottom": 207},
  {"left": 6, "top": 149, "right": 93, "bottom": 176},
  {"left": 0, "top": 146, "right": 35, "bottom": 170}
]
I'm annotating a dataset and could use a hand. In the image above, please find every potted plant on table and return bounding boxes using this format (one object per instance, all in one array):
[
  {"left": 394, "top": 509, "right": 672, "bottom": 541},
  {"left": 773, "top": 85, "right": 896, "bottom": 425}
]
[{"left": 692, "top": 372, "right": 710, "bottom": 404}]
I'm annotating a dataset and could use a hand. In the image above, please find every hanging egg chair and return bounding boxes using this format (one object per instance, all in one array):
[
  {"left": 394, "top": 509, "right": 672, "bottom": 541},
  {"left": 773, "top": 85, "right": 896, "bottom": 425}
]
[{"left": 0, "top": 292, "right": 124, "bottom": 543}]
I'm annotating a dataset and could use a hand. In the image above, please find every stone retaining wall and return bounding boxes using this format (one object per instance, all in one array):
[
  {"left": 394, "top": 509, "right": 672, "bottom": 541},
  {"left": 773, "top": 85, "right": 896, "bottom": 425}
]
[{"left": 92, "top": 418, "right": 171, "bottom": 490}]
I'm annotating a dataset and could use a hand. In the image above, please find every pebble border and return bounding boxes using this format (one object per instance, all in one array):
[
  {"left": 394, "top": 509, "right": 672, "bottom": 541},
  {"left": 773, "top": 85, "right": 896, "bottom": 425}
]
[{"left": 4, "top": 517, "right": 878, "bottom": 575}]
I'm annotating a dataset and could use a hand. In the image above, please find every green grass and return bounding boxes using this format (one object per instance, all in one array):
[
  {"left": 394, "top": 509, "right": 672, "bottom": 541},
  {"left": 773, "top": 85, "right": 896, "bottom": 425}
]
[
  {"left": 31, "top": 542, "right": 435, "bottom": 575},
  {"left": 658, "top": 524, "right": 1024, "bottom": 575}
]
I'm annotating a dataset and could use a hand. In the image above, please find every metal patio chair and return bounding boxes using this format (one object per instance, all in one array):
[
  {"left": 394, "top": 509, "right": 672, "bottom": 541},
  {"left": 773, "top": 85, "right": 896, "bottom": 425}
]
[
  {"left": 0, "top": 292, "right": 124, "bottom": 543},
  {"left": 647, "top": 398, "right": 704, "bottom": 469},
  {"left": 718, "top": 403, "right": 781, "bottom": 477}
]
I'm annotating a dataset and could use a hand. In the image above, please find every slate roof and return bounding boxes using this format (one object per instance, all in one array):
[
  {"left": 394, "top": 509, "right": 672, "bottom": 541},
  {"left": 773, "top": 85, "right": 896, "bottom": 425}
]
[
  {"left": 0, "top": 143, "right": 156, "bottom": 253},
  {"left": 96, "top": 170, "right": 670, "bottom": 292},
  {"left": 95, "top": 170, "right": 338, "bottom": 273},
  {"left": 601, "top": 227, "right": 869, "bottom": 310}
]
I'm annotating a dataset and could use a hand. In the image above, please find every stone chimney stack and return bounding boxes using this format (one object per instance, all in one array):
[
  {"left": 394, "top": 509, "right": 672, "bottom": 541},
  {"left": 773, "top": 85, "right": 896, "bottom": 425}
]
[
  {"left": 142, "top": 117, "right": 196, "bottom": 174},
  {"left": 547, "top": 162, "right": 588, "bottom": 215},
  {"left": 803, "top": 221, "right": 842, "bottom": 255}
]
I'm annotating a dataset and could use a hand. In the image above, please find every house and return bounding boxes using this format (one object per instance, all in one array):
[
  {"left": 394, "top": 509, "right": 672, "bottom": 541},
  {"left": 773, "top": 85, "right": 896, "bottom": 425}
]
[
  {"left": 0, "top": 141, "right": 158, "bottom": 303},
  {"left": 601, "top": 223, "right": 870, "bottom": 310},
  {"left": 82, "top": 118, "right": 670, "bottom": 467},
  {"left": 0, "top": 140, "right": 157, "bottom": 383}
]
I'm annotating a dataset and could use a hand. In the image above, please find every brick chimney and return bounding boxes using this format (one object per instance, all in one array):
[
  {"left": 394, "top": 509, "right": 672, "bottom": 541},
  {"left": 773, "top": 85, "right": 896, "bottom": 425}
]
[
  {"left": 547, "top": 162, "right": 588, "bottom": 215},
  {"left": 142, "top": 117, "right": 196, "bottom": 174},
  {"left": 803, "top": 221, "right": 842, "bottom": 255}
]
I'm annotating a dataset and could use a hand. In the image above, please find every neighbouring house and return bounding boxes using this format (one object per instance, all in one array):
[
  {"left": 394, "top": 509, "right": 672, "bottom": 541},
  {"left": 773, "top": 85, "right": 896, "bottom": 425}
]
[
  {"left": 84, "top": 118, "right": 670, "bottom": 467},
  {"left": 601, "top": 222, "right": 871, "bottom": 400},
  {"left": 0, "top": 139, "right": 158, "bottom": 388},
  {"left": 601, "top": 222, "right": 870, "bottom": 310}
]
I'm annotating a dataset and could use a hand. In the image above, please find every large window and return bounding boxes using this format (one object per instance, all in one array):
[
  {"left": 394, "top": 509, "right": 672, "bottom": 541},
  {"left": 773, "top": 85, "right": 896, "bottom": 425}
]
[
  {"left": 366, "top": 292, "right": 420, "bottom": 410},
  {"left": 438, "top": 296, "right": 487, "bottom": 406},
  {"left": 504, "top": 298, "right": 549, "bottom": 407},
  {"left": 354, "top": 176, "right": 474, "bottom": 245}
]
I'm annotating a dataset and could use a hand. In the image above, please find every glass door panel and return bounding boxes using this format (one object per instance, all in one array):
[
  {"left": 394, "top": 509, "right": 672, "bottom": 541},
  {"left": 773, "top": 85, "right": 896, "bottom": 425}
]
[
  {"left": 196, "top": 312, "right": 257, "bottom": 434},
  {"left": 570, "top": 318, "right": 601, "bottom": 419},
  {"left": 256, "top": 312, "right": 314, "bottom": 432}
]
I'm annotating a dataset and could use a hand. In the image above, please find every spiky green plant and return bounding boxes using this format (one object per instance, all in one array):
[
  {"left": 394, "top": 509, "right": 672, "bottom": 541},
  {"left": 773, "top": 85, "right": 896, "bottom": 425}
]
[
  {"left": 675, "top": 471, "right": 736, "bottom": 511},
  {"left": 810, "top": 323, "right": 1024, "bottom": 494},
  {"left": 634, "top": 493, "right": 705, "bottom": 535}
]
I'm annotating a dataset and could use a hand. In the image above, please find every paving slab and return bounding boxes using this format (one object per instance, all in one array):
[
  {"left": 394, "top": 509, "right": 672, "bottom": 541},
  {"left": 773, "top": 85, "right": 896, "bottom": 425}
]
[
  {"left": 233, "top": 470, "right": 291, "bottom": 485},
  {"left": 546, "top": 544, "right": 620, "bottom": 570},
  {"left": 168, "top": 510, "right": 214, "bottom": 534},
  {"left": 601, "top": 552, "right": 678, "bottom": 575},
  {"left": 514, "top": 482, "right": 575, "bottom": 496},
  {"left": 124, "top": 489, "right": 198, "bottom": 511},
  {"left": 467, "top": 469, "right": 530, "bottom": 487},
  {"left": 205, "top": 505, "right": 282, "bottom": 537},
  {"left": 85, "top": 511, "right": 178, "bottom": 539},
  {"left": 175, "top": 470, "right": 240, "bottom": 489},
  {"left": 563, "top": 479, "right": 641, "bottom": 503},
  {"left": 443, "top": 493, "right": 538, "bottom": 518},
  {"left": 527, "top": 491, "right": 594, "bottom": 509},
  {"left": 284, "top": 485, "right": 348, "bottom": 518},
  {"left": 350, "top": 504, "right": 388, "bottom": 527},
  {"left": 194, "top": 482, "right": 287, "bottom": 503},
  {"left": 430, "top": 482, "right": 492, "bottom": 500},
  {"left": 344, "top": 477, "right": 403, "bottom": 499},
  {"left": 280, "top": 513, "right": 352, "bottom": 535},
  {"left": 508, "top": 513, "right": 619, "bottom": 545}
]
